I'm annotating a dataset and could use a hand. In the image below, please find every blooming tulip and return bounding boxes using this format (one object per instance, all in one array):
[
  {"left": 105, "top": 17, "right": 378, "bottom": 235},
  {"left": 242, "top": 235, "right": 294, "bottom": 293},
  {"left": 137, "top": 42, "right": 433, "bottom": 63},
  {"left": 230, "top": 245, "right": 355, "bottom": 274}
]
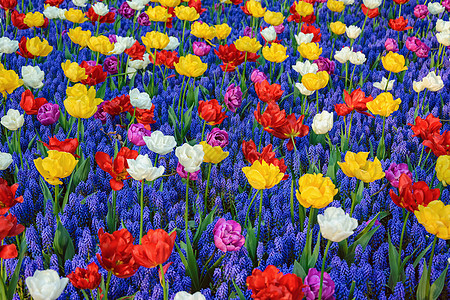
[
  {"left": 317, "top": 207, "right": 358, "bottom": 242},
  {"left": 25, "top": 270, "right": 69, "bottom": 300}
]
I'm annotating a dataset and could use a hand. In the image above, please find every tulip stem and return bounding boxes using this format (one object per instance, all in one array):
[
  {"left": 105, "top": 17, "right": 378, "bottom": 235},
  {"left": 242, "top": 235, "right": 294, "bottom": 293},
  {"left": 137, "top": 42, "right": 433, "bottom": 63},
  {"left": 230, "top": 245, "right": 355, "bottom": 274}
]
[
  {"left": 256, "top": 190, "right": 263, "bottom": 245},
  {"left": 181, "top": 21, "right": 187, "bottom": 56},
  {"left": 139, "top": 180, "right": 145, "bottom": 243},
  {"left": 318, "top": 240, "right": 332, "bottom": 300},
  {"left": 384, "top": 72, "right": 391, "bottom": 92},
  {"left": 347, "top": 111, "right": 354, "bottom": 142},
  {"left": 290, "top": 175, "right": 295, "bottom": 225},
  {"left": 185, "top": 173, "right": 190, "bottom": 241},
  {"left": 76, "top": 118, "right": 82, "bottom": 159},
  {"left": 104, "top": 271, "right": 112, "bottom": 300},
  {"left": 200, "top": 120, "right": 207, "bottom": 141},
  {"left": 426, "top": 235, "right": 438, "bottom": 295},
  {"left": 54, "top": 184, "right": 59, "bottom": 216},
  {"left": 245, "top": 189, "right": 259, "bottom": 227},
  {"left": 397, "top": 211, "right": 410, "bottom": 269},
  {"left": 159, "top": 264, "right": 168, "bottom": 300},
  {"left": 357, "top": 12, "right": 368, "bottom": 46},
  {"left": 316, "top": 90, "right": 319, "bottom": 113},
  {"left": 203, "top": 163, "right": 212, "bottom": 214},
  {"left": 80, "top": 290, "right": 89, "bottom": 300}
]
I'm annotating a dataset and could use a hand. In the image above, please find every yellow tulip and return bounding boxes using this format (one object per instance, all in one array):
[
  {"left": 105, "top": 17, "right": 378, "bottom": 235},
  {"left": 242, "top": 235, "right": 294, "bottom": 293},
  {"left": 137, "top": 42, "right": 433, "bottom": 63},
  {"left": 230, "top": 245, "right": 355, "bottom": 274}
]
[
  {"left": 298, "top": 42, "right": 322, "bottom": 60},
  {"left": 338, "top": 151, "right": 385, "bottom": 183},
  {"left": 296, "top": 173, "right": 338, "bottom": 209},
  {"left": 366, "top": 92, "right": 401, "bottom": 117},
  {"left": 141, "top": 31, "right": 170, "bottom": 50},
  {"left": 23, "top": 12, "right": 45, "bottom": 28},
  {"left": 87, "top": 36, "right": 114, "bottom": 55},
  {"left": 174, "top": 54, "right": 208, "bottom": 77},
  {"left": 159, "top": 0, "right": 181, "bottom": 7},
  {"left": 64, "top": 84, "right": 103, "bottom": 119},
  {"left": 382, "top": 51, "right": 408, "bottom": 73},
  {"left": 215, "top": 23, "right": 232, "bottom": 40},
  {"left": 68, "top": 27, "right": 92, "bottom": 48},
  {"left": 327, "top": 0, "right": 345, "bottom": 13},
  {"left": 295, "top": 1, "right": 314, "bottom": 17},
  {"left": 234, "top": 36, "right": 262, "bottom": 53},
  {"left": 61, "top": 60, "right": 88, "bottom": 83},
  {"left": 436, "top": 155, "right": 450, "bottom": 187},
  {"left": 191, "top": 22, "right": 216, "bottom": 40},
  {"left": 301, "top": 71, "right": 329, "bottom": 91},
  {"left": 242, "top": 160, "right": 284, "bottom": 190},
  {"left": 65, "top": 8, "right": 87, "bottom": 23},
  {"left": 414, "top": 201, "right": 450, "bottom": 240},
  {"left": 330, "top": 21, "right": 346, "bottom": 35},
  {"left": 247, "top": 0, "right": 266, "bottom": 18},
  {"left": 262, "top": 43, "right": 288, "bottom": 63},
  {"left": 200, "top": 141, "right": 229, "bottom": 164},
  {"left": 0, "top": 69, "right": 23, "bottom": 97},
  {"left": 34, "top": 150, "right": 78, "bottom": 185},
  {"left": 264, "top": 11, "right": 284, "bottom": 26},
  {"left": 146, "top": 6, "right": 172, "bottom": 22},
  {"left": 26, "top": 37, "right": 53, "bottom": 57},
  {"left": 174, "top": 6, "right": 199, "bottom": 21}
]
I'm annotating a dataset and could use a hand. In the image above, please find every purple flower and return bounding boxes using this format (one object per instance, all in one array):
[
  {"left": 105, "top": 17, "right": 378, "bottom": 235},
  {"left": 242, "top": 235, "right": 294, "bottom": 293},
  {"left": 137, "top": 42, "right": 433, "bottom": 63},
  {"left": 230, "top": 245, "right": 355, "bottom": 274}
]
[
  {"left": 119, "top": 2, "right": 135, "bottom": 19},
  {"left": 108, "top": 34, "right": 117, "bottom": 44},
  {"left": 137, "top": 12, "right": 151, "bottom": 26},
  {"left": 243, "top": 26, "right": 253, "bottom": 38},
  {"left": 127, "top": 123, "right": 151, "bottom": 146},
  {"left": 314, "top": 57, "right": 335, "bottom": 75},
  {"left": 405, "top": 36, "right": 421, "bottom": 52},
  {"left": 84, "top": 60, "right": 97, "bottom": 67},
  {"left": 37, "top": 103, "right": 60, "bottom": 126},
  {"left": 385, "top": 38, "right": 399, "bottom": 52},
  {"left": 416, "top": 43, "right": 430, "bottom": 58},
  {"left": 443, "top": 0, "right": 450, "bottom": 12},
  {"left": 193, "top": 41, "right": 211, "bottom": 56},
  {"left": 385, "top": 163, "right": 413, "bottom": 188},
  {"left": 103, "top": 56, "right": 120, "bottom": 75},
  {"left": 414, "top": 5, "right": 429, "bottom": 19},
  {"left": 223, "top": 83, "right": 242, "bottom": 113},
  {"left": 94, "top": 103, "right": 108, "bottom": 124},
  {"left": 176, "top": 162, "right": 200, "bottom": 180},
  {"left": 274, "top": 24, "right": 285, "bottom": 34},
  {"left": 303, "top": 268, "right": 335, "bottom": 300},
  {"left": 206, "top": 128, "right": 229, "bottom": 148},
  {"left": 250, "top": 69, "right": 267, "bottom": 84},
  {"left": 213, "top": 218, "right": 245, "bottom": 253}
]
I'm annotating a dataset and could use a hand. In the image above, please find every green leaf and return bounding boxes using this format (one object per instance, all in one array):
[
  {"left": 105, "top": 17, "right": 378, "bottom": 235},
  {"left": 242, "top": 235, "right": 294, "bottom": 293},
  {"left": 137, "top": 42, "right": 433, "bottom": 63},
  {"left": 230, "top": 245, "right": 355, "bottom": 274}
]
[
  {"left": 96, "top": 81, "right": 107, "bottom": 99},
  {"left": 62, "top": 157, "right": 91, "bottom": 210},
  {"left": 193, "top": 207, "right": 216, "bottom": 247},
  {"left": 308, "top": 232, "right": 321, "bottom": 269},
  {"left": 0, "top": 279, "right": 7, "bottom": 300},
  {"left": 245, "top": 225, "right": 258, "bottom": 267},
  {"left": 167, "top": 107, "right": 179, "bottom": 127},
  {"left": 430, "top": 265, "right": 448, "bottom": 300},
  {"left": 39, "top": 177, "right": 53, "bottom": 214},
  {"left": 376, "top": 135, "right": 385, "bottom": 160},
  {"left": 6, "top": 237, "right": 27, "bottom": 300},
  {"left": 413, "top": 243, "right": 433, "bottom": 268},
  {"left": 27, "top": 134, "right": 37, "bottom": 151},
  {"left": 53, "top": 219, "right": 75, "bottom": 263},
  {"left": 232, "top": 279, "right": 246, "bottom": 300},
  {"left": 387, "top": 232, "right": 401, "bottom": 290},
  {"left": 416, "top": 263, "right": 429, "bottom": 300},
  {"left": 293, "top": 260, "right": 307, "bottom": 279},
  {"left": 175, "top": 240, "right": 200, "bottom": 291}
]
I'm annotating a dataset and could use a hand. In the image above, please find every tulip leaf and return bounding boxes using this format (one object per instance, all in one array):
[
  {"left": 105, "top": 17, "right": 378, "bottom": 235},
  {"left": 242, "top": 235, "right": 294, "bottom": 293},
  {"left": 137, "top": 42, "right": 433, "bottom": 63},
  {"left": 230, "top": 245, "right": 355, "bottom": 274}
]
[
  {"left": 6, "top": 236, "right": 27, "bottom": 300},
  {"left": 62, "top": 157, "right": 91, "bottom": 211},
  {"left": 293, "top": 260, "right": 307, "bottom": 279},
  {"left": 53, "top": 219, "right": 75, "bottom": 264},
  {"left": 245, "top": 225, "right": 258, "bottom": 267},
  {"left": 387, "top": 231, "right": 402, "bottom": 290},
  {"left": 232, "top": 278, "right": 246, "bottom": 300},
  {"left": 430, "top": 264, "right": 448, "bottom": 300},
  {"left": 416, "top": 263, "right": 429, "bottom": 300},
  {"left": 175, "top": 241, "right": 200, "bottom": 291},
  {"left": 193, "top": 206, "right": 216, "bottom": 247},
  {"left": 96, "top": 81, "right": 107, "bottom": 99},
  {"left": 39, "top": 177, "right": 53, "bottom": 214},
  {"left": 308, "top": 232, "right": 321, "bottom": 269},
  {"left": 413, "top": 243, "right": 433, "bottom": 268},
  {"left": 376, "top": 135, "right": 386, "bottom": 160},
  {"left": 0, "top": 279, "right": 6, "bottom": 300}
]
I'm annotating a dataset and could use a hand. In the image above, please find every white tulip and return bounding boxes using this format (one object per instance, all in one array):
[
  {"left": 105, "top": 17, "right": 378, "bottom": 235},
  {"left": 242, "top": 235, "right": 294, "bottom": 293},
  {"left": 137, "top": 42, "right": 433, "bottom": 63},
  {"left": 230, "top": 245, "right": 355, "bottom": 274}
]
[
  {"left": 422, "top": 71, "right": 444, "bottom": 92},
  {"left": 436, "top": 19, "right": 450, "bottom": 33},
  {"left": 413, "top": 80, "right": 425, "bottom": 93},
  {"left": 127, "top": 154, "right": 165, "bottom": 181},
  {"left": 362, "top": 0, "right": 382, "bottom": 9},
  {"left": 21, "top": 66, "right": 45, "bottom": 89},
  {"left": 295, "top": 83, "right": 315, "bottom": 96},
  {"left": 334, "top": 46, "right": 353, "bottom": 64},
  {"left": 174, "top": 291, "right": 206, "bottom": 300},
  {"left": 43, "top": 6, "right": 66, "bottom": 19},
  {"left": 143, "top": 131, "right": 177, "bottom": 155},
  {"left": 317, "top": 207, "right": 358, "bottom": 243},
  {"left": 0, "top": 152, "right": 13, "bottom": 170},
  {"left": 292, "top": 60, "right": 318, "bottom": 76},
  {"left": 1, "top": 109, "right": 24, "bottom": 131},
  {"left": 372, "top": 77, "right": 395, "bottom": 91},
  {"left": 349, "top": 51, "right": 366, "bottom": 65},
  {"left": 345, "top": 25, "right": 362, "bottom": 39},
  {"left": 175, "top": 143, "right": 204, "bottom": 173},
  {"left": 342, "top": 0, "right": 354, "bottom": 5},
  {"left": 25, "top": 270, "right": 69, "bottom": 300},
  {"left": 129, "top": 88, "right": 152, "bottom": 110},
  {"left": 436, "top": 32, "right": 450, "bottom": 46},
  {"left": 127, "top": 0, "right": 146, "bottom": 11},
  {"left": 312, "top": 111, "right": 334, "bottom": 135},
  {"left": 164, "top": 36, "right": 180, "bottom": 51},
  {"left": 116, "top": 36, "right": 136, "bottom": 49},
  {"left": 428, "top": 2, "right": 445, "bottom": 15},
  {"left": 72, "top": 0, "right": 88, "bottom": 7},
  {"left": 93, "top": 2, "right": 109, "bottom": 16},
  {"left": 294, "top": 32, "right": 314, "bottom": 46},
  {"left": 128, "top": 53, "right": 150, "bottom": 70},
  {"left": 0, "top": 37, "right": 19, "bottom": 54},
  {"left": 261, "top": 26, "right": 277, "bottom": 42}
]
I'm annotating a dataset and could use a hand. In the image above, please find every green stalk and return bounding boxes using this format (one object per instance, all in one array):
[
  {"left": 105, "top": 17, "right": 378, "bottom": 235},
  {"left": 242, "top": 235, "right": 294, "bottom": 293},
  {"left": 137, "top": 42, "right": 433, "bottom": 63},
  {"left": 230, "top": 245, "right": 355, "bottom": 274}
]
[
  {"left": 139, "top": 180, "right": 145, "bottom": 243},
  {"left": 203, "top": 163, "right": 212, "bottom": 213},
  {"left": 185, "top": 173, "right": 190, "bottom": 241},
  {"left": 159, "top": 264, "right": 168, "bottom": 300},
  {"left": 397, "top": 211, "right": 410, "bottom": 269},
  {"left": 256, "top": 190, "right": 263, "bottom": 243},
  {"left": 318, "top": 240, "right": 332, "bottom": 300}
]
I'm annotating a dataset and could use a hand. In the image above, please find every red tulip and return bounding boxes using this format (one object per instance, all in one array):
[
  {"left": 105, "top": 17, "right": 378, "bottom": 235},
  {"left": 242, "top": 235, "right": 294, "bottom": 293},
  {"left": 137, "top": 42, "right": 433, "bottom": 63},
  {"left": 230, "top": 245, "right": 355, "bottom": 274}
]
[
  {"left": 67, "top": 262, "right": 102, "bottom": 290},
  {"left": 254, "top": 102, "right": 287, "bottom": 131},
  {"left": 188, "top": 0, "right": 207, "bottom": 14},
  {"left": 198, "top": 99, "right": 228, "bottom": 125},
  {"left": 0, "top": 0, "right": 17, "bottom": 10},
  {"left": 96, "top": 228, "right": 139, "bottom": 278},
  {"left": 389, "top": 173, "right": 440, "bottom": 212},
  {"left": 388, "top": 17, "right": 412, "bottom": 31},
  {"left": 16, "top": 36, "right": 35, "bottom": 59},
  {"left": 242, "top": 141, "right": 288, "bottom": 180},
  {"left": 270, "top": 113, "right": 309, "bottom": 151},
  {"left": 125, "top": 41, "right": 146, "bottom": 61},
  {"left": 246, "top": 265, "right": 306, "bottom": 300},
  {"left": 361, "top": 4, "right": 380, "bottom": 18},
  {"left": 44, "top": 0, "right": 64, "bottom": 7},
  {"left": 80, "top": 61, "right": 107, "bottom": 86},
  {"left": 132, "top": 229, "right": 176, "bottom": 269},
  {"left": 422, "top": 131, "right": 450, "bottom": 157},
  {"left": 103, "top": 95, "right": 133, "bottom": 117},
  {"left": 0, "top": 179, "right": 24, "bottom": 215},
  {"left": 11, "top": 10, "right": 29, "bottom": 30},
  {"left": 287, "top": 2, "right": 316, "bottom": 24},
  {"left": 301, "top": 24, "right": 321, "bottom": 42},
  {"left": 408, "top": 114, "right": 442, "bottom": 141},
  {"left": 95, "top": 147, "right": 138, "bottom": 191},
  {"left": 149, "top": 50, "right": 179, "bottom": 69},
  {"left": 334, "top": 89, "right": 373, "bottom": 117},
  {"left": 135, "top": 106, "right": 156, "bottom": 125},
  {"left": 85, "top": 8, "right": 115, "bottom": 24},
  {"left": 0, "top": 214, "right": 25, "bottom": 259},
  {"left": 20, "top": 90, "right": 48, "bottom": 115},
  {"left": 255, "top": 80, "right": 284, "bottom": 103},
  {"left": 41, "top": 137, "right": 79, "bottom": 158}
]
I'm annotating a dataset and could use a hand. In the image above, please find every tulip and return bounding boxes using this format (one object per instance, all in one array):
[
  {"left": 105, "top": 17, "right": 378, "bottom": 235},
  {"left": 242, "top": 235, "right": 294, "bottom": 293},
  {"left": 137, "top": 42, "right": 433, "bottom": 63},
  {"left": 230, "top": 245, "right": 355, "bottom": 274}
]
[
  {"left": 264, "top": 10, "right": 284, "bottom": 26},
  {"left": 301, "top": 71, "right": 329, "bottom": 91},
  {"left": 296, "top": 173, "right": 338, "bottom": 209},
  {"left": 192, "top": 41, "right": 211, "bottom": 56},
  {"left": 132, "top": 229, "right": 176, "bottom": 268},
  {"left": 292, "top": 60, "right": 318, "bottom": 76},
  {"left": 129, "top": 88, "right": 152, "bottom": 110},
  {"left": 262, "top": 43, "right": 288, "bottom": 63},
  {"left": 372, "top": 77, "right": 395, "bottom": 91},
  {"left": 303, "top": 268, "right": 336, "bottom": 300},
  {"left": 190, "top": 21, "right": 216, "bottom": 40},
  {"left": 223, "top": 83, "right": 242, "bottom": 113},
  {"left": 163, "top": 36, "right": 180, "bottom": 51},
  {"left": 327, "top": 0, "right": 345, "bottom": 12},
  {"left": 174, "top": 291, "right": 206, "bottom": 300},
  {"left": 295, "top": 1, "right": 314, "bottom": 16},
  {"left": 318, "top": 207, "right": 358, "bottom": 243},
  {"left": 64, "top": 84, "right": 103, "bottom": 119},
  {"left": 143, "top": 131, "right": 177, "bottom": 155},
  {"left": 346, "top": 25, "right": 362, "bottom": 39},
  {"left": 385, "top": 163, "right": 413, "bottom": 188},
  {"left": 338, "top": 151, "right": 385, "bottom": 183},
  {"left": 61, "top": 60, "right": 87, "bottom": 82},
  {"left": 174, "top": 5, "right": 199, "bottom": 21},
  {"left": 127, "top": 123, "right": 151, "bottom": 146},
  {"left": 175, "top": 143, "right": 204, "bottom": 173},
  {"left": 298, "top": 42, "right": 322, "bottom": 60},
  {"left": 415, "top": 200, "right": 450, "bottom": 239},
  {"left": 206, "top": 128, "right": 229, "bottom": 148},
  {"left": 67, "top": 27, "right": 92, "bottom": 48},
  {"left": 0, "top": 153, "right": 13, "bottom": 170},
  {"left": 250, "top": 69, "right": 267, "bottom": 83},
  {"left": 1, "top": 109, "right": 24, "bottom": 131},
  {"left": 234, "top": 36, "right": 262, "bottom": 53},
  {"left": 0, "top": 179, "right": 23, "bottom": 214},
  {"left": 435, "top": 155, "right": 450, "bottom": 186},
  {"left": 215, "top": 23, "right": 232, "bottom": 40},
  {"left": 312, "top": 111, "right": 334, "bottom": 135},
  {"left": 242, "top": 160, "right": 284, "bottom": 190},
  {"left": 0, "top": 68, "right": 23, "bottom": 97},
  {"left": 127, "top": 154, "right": 165, "bottom": 182},
  {"left": 146, "top": 6, "right": 172, "bottom": 22},
  {"left": 23, "top": 12, "right": 45, "bottom": 28},
  {"left": 366, "top": 92, "right": 401, "bottom": 117},
  {"left": 25, "top": 270, "right": 69, "bottom": 300},
  {"left": 330, "top": 21, "right": 346, "bottom": 35},
  {"left": 19, "top": 90, "right": 47, "bottom": 115},
  {"left": 213, "top": 218, "right": 245, "bottom": 252},
  {"left": 198, "top": 99, "right": 228, "bottom": 125},
  {"left": 37, "top": 103, "right": 60, "bottom": 126},
  {"left": 381, "top": 51, "right": 407, "bottom": 73},
  {"left": 67, "top": 262, "right": 101, "bottom": 290},
  {"left": 294, "top": 32, "right": 314, "bottom": 46},
  {"left": 261, "top": 26, "right": 277, "bottom": 42},
  {"left": 174, "top": 54, "right": 208, "bottom": 78},
  {"left": 246, "top": 0, "right": 266, "bottom": 17},
  {"left": 87, "top": 36, "right": 114, "bottom": 55},
  {"left": 200, "top": 141, "right": 229, "bottom": 164},
  {"left": 64, "top": 8, "right": 87, "bottom": 23},
  {"left": 34, "top": 150, "right": 78, "bottom": 185}
]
